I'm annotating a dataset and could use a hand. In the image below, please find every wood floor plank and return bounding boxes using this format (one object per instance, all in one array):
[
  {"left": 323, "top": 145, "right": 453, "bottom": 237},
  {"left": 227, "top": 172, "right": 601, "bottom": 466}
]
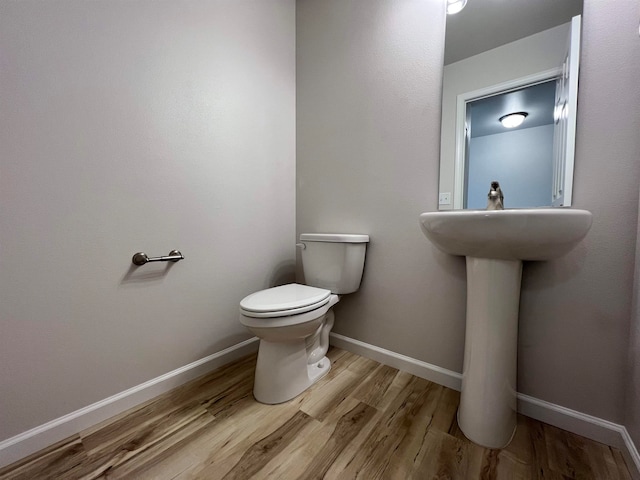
[
  {"left": 374, "top": 370, "right": 415, "bottom": 411},
  {"left": 350, "top": 364, "right": 399, "bottom": 408},
  {"left": 258, "top": 399, "right": 379, "bottom": 480},
  {"left": 174, "top": 401, "right": 311, "bottom": 479},
  {"left": 80, "top": 354, "right": 255, "bottom": 454},
  {"left": 298, "top": 364, "right": 376, "bottom": 422},
  {"left": 331, "top": 375, "right": 440, "bottom": 479},
  {"left": 202, "top": 369, "right": 255, "bottom": 417},
  {"left": 612, "top": 448, "right": 634, "bottom": 480},
  {"left": 83, "top": 401, "right": 212, "bottom": 462},
  {"left": 132, "top": 401, "right": 277, "bottom": 480},
  {"left": 442, "top": 414, "right": 535, "bottom": 480},
  {"left": 502, "top": 414, "right": 536, "bottom": 469},
  {"left": 584, "top": 440, "right": 627, "bottom": 480},
  {"left": 133, "top": 452, "right": 201, "bottom": 480},
  {"left": 250, "top": 396, "right": 361, "bottom": 479},
  {"left": 220, "top": 410, "right": 314, "bottom": 480},
  {"left": 311, "top": 398, "right": 388, "bottom": 480},
  {"left": 477, "top": 448, "right": 501, "bottom": 479},
  {"left": 479, "top": 446, "right": 535, "bottom": 480},
  {"left": 447, "top": 411, "right": 468, "bottom": 441},
  {"left": 273, "top": 348, "right": 367, "bottom": 413},
  {"left": 299, "top": 402, "right": 378, "bottom": 479},
  {"left": 325, "top": 348, "right": 351, "bottom": 372},
  {"left": 381, "top": 381, "right": 447, "bottom": 479},
  {"left": 544, "top": 423, "right": 594, "bottom": 479},
  {"left": 0, "top": 436, "right": 87, "bottom": 480},
  {"left": 83, "top": 409, "right": 216, "bottom": 479},
  {"left": 412, "top": 429, "right": 482, "bottom": 479},
  {"left": 134, "top": 397, "right": 264, "bottom": 479},
  {"left": 311, "top": 348, "right": 359, "bottom": 386},
  {"left": 492, "top": 424, "right": 536, "bottom": 480},
  {"left": 430, "top": 385, "right": 460, "bottom": 433},
  {"left": 344, "top": 354, "right": 380, "bottom": 377},
  {"left": 528, "top": 418, "right": 571, "bottom": 480}
]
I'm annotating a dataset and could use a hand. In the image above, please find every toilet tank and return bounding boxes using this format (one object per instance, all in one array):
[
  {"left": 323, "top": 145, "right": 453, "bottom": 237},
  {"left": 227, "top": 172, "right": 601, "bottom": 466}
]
[{"left": 299, "top": 233, "right": 369, "bottom": 294}]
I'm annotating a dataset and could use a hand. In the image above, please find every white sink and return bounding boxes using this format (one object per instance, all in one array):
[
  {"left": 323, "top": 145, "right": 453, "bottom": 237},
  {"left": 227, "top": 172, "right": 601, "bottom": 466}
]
[
  {"left": 419, "top": 208, "right": 593, "bottom": 261},
  {"left": 419, "top": 208, "right": 592, "bottom": 448}
]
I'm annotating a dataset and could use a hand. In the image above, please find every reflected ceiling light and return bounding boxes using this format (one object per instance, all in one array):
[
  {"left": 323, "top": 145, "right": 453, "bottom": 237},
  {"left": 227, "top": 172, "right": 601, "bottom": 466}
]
[
  {"left": 499, "top": 112, "right": 528, "bottom": 128},
  {"left": 446, "top": 0, "right": 467, "bottom": 15}
]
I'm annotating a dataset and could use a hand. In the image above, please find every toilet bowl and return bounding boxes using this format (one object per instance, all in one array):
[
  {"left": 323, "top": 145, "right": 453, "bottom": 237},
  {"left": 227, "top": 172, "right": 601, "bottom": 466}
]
[
  {"left": 239, "top": 233, "right": 369, "bottom": 404},
  {"left": 240, "top": 284, "right": 339, "bottom": 404}
]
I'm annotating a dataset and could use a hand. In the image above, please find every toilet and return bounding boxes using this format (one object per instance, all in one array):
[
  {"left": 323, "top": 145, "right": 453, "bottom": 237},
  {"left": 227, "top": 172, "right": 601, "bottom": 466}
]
[{"left": 239, "top": 233, "right": 369, "bottom": 404}]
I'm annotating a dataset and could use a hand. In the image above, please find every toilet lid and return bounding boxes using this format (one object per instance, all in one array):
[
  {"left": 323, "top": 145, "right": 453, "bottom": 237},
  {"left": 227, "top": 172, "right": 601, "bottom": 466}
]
[{"left": 240, "top": 284, "right": 331, "bottom": 317}]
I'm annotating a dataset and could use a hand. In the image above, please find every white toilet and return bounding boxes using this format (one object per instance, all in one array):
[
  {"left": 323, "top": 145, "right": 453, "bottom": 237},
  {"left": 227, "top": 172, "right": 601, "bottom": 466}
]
[{"left": 239, "top": 233, "right": 369, "bottom": 404}]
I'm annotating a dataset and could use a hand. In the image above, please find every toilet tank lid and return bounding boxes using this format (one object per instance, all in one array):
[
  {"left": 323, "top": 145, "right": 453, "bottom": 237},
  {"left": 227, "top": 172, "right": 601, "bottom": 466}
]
[{"left": 300, "top": 233, "right": 369, "bottom": 243}]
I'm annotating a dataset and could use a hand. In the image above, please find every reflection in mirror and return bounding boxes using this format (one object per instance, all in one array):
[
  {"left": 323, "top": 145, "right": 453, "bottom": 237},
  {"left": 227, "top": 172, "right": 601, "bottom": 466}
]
[
  {"left": 438, "top": 0, "right": 583, "bottom": 210},
  {"left": 466, "top": 81, "right": 556, "bottom": 209}
]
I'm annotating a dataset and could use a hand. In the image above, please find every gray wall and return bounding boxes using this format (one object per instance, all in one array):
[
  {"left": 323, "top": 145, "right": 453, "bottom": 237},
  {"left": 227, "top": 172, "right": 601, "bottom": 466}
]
[
  {"left": 628, "top": 0, "right": 640, "bottom": 443},
  {"left": 467, "top": 125, "right": 554, "bottom": 209},
  {"left": 0, "top": 0, "right": 296, "bottom": 441},
  {"left": 297, "top": 0, "right": 640, "bottom": 426},
  {"left": 296, "top": 0, "right": 468, "bottom": 370}
]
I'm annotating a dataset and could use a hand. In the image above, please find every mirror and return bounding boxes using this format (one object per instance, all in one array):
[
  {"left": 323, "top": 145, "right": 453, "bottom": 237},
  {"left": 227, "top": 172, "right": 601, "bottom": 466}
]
[{"left": 438, "top": 0, "right": 584, "bottom": 210}]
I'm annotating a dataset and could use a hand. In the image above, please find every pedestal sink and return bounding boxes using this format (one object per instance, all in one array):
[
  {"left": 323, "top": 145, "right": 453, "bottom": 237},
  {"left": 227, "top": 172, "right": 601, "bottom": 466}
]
[{"left": 419, "top": 208, "right": 592, "bottom": 448}]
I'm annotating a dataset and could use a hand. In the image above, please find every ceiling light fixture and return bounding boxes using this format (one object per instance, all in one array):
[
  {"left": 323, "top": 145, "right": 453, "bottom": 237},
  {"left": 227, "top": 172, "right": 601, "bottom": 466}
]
[
  {"left": 446, "top": 0, "right": 468, "bottom": 15},
  {"left": 499, "top": 112, "right": 528, "bottom": 128}
]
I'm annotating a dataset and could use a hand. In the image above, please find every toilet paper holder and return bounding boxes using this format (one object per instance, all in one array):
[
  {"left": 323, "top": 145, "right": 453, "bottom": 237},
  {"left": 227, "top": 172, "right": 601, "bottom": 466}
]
[{"left": 132, "top": 250, "right": 184, "bottom": 266}]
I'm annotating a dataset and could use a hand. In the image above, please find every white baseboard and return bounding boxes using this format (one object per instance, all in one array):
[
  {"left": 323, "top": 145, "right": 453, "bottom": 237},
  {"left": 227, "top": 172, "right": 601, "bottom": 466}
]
[
  {"left": 329, "top": 332, "right": 463, "bottom": 391},
  {"left": 330, "top": 332, "right": 640, "bottom": 478},
  {"left": 516, "top": 392, "right": 623, "bottom": 446},
  {"left": 0, "top": 337, "right": 259, "bottom": 470}
]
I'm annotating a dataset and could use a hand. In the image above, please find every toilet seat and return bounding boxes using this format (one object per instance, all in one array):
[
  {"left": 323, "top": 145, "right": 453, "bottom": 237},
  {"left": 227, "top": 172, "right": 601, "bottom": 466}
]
[{"left": 240, "top": 283, "right": 331, "bottom": 318}]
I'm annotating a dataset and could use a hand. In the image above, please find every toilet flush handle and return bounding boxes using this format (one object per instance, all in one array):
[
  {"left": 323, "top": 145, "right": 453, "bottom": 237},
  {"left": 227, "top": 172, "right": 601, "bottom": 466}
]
[{"left": 296, "top": 243, "right": 306, "bottom": 250}]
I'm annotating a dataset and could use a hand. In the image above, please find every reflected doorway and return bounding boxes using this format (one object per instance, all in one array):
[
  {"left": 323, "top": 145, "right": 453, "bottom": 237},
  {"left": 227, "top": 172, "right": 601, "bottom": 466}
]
[{"left": 464, "top": 80, "right": 556, "bottom": 209}]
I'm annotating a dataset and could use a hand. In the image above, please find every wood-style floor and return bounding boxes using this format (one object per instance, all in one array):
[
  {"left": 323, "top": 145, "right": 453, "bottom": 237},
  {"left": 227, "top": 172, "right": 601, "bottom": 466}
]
[{"left": 0, "top": 348, "right": 633, "bottom": 479}]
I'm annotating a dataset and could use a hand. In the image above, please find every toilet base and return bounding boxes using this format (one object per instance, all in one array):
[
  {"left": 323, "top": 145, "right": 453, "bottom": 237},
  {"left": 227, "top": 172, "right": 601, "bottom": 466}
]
[
  {"left": 253, "top": 338, "right": 331, "bottom": 404},
  {"left": 307, "top": 355, "right": 331, "bottom": 385}
]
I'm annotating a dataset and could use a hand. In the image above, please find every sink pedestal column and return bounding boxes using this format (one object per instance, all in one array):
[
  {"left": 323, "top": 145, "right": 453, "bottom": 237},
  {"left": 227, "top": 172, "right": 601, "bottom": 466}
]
[{"left": 458, "top": 257, "right": 522, "bottom": 448}]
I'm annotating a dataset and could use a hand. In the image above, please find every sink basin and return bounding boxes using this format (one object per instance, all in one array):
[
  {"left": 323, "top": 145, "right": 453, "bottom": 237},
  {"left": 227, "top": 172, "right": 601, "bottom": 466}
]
[
  {"left": 419, "top": 208, "right": 593, "bottom": 261},
  {"left": 418, "top": 207, "right": 592, "bottom": 448}
]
